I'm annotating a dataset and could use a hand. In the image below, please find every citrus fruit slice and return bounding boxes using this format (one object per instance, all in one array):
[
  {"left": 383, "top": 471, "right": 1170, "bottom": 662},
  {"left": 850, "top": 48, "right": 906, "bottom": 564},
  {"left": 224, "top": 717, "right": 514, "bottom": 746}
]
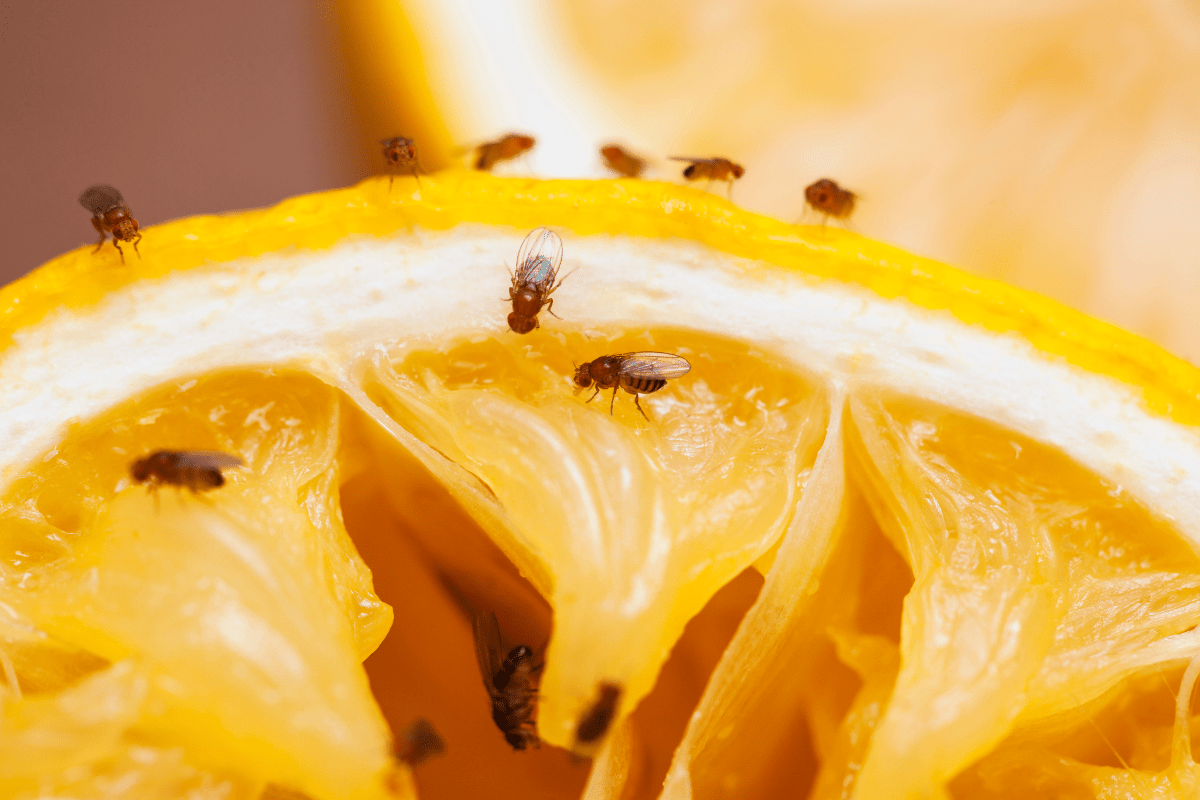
[{"left": 1, "top": 172, "right": 1199, "bottom": 800}]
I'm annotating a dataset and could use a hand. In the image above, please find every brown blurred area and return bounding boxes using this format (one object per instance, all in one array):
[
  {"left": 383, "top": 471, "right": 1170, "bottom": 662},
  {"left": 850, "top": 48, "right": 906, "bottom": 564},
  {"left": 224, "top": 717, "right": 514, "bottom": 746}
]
[{"left": 0, "top": 1, "right": 370, "bottom": 281}]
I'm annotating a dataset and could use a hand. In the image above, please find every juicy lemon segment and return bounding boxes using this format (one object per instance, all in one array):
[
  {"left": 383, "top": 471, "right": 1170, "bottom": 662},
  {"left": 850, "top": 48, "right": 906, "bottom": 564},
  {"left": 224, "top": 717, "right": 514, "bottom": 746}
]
[
  {"left": 0, "top": 372, "right": 395, "bottom": 800},
  {"left": 372, "top": 330, "right": 826, "bottom": 749},
  {"left": 657, "top": 397, "right": 1200, "bottom": 799},
  {"left": 849, "top": 398, "right": 1200, "bottom": 797},
  {"left": 659, "top": 406, "right": 849, "bottom": 799}
]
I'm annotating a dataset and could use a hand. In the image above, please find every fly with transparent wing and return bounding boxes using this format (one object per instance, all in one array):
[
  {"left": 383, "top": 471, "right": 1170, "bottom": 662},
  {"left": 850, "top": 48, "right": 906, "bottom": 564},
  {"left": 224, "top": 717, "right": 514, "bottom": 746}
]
[
  {"left": 79, "top": 184, "right": 142, "bottom": 262},
  {"left": 471, "top": 611, "right": 541, "bottom": 750},
  {"left": 573, "top": 351, "right": 692, "bottom": 419},
  {"left": 506, "top": 226, "right": 567, "bottom": 334}
]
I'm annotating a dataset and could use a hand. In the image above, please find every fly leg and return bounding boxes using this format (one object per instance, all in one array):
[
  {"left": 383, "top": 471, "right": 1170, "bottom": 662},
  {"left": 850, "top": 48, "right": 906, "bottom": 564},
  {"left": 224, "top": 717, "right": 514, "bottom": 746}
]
[
  {"left": 188, "top": 488, "right": 216, "bottom": 506},
  {"left": 586, "top": 387, "right": 600, "bottom": 404},
  {"left": 112, "top": 238, "right": 126, "bottom": 264},
  {"left": 132, "top": 232, "right": 142, "bottom": 259},
  {"left": 551, "top": 269, "right": 574, "bottom": 292},
  {"left": 91, "top": 217, "right": 107, "bottom": 253},
  {"left": 633, "top": 393, "right": 650, "bottom": 421},
  {"left": 609, "top": 386, "right": 619, "bottom": 415},
  {"left": 544, "top": 298, "right": 561, "bottom": 320}
]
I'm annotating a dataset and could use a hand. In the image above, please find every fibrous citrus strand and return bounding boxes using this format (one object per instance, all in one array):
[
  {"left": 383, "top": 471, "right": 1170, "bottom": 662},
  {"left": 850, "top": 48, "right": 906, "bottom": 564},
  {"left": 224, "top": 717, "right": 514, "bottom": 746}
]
[
  {"left": 0, "top": 372, "right": 396, "bottom": 800},
  {"left": 370, "top": 329, "right": 826, "bottom": 750},
  {"left": 656, "top": 393, "right": 1200, "bottom": 800},
  {"left": 660, "top": 400, "right": 849, "bottom": 800},
  {"left": 576, "top": 568, "right": 763, "bottom": 800},
  {"left": 848, "top": 398, "right": 1200, "bottom": 798},
  {"left": 338, "top": 423, "right": 594, "bottom": 800},
  {"left": 951, "top": 661, "right": 1200, "bottom": 798}
]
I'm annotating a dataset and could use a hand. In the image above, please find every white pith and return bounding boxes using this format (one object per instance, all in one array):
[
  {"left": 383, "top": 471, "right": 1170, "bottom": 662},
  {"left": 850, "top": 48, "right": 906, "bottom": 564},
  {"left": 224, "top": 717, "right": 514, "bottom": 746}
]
[{"left": 2, "top": 222, "right": 1199, "bottom": 552}]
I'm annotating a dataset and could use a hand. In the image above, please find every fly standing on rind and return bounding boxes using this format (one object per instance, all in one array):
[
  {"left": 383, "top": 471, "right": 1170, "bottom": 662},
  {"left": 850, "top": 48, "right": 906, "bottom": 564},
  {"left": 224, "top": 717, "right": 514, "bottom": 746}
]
[
  {"left": 573, "top": 352, "right": 692, "bottom": 421},
  {"left": 474, "top": 134, "right": 535, "bottom": 171},
  {"left": 669, "top": 156, "right": 744, "bottom": 200},
  {"left": 600, "top": 144, "right": 646, "bottom": 179},
  {"left": 79, "top": 184, "right": 142, "bottom": 263},
  {"left": 803, "top": 178, "right": 858, "bottom": 226},
  {"left": 381, "top": 136, "right": 422, "bottom": 190}
]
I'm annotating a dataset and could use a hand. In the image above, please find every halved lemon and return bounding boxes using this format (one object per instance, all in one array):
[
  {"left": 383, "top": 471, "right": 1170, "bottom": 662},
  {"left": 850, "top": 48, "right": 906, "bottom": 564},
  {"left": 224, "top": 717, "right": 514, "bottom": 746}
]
[{"left": 1, "top": 171, "right": 1199, "bottom": 800}]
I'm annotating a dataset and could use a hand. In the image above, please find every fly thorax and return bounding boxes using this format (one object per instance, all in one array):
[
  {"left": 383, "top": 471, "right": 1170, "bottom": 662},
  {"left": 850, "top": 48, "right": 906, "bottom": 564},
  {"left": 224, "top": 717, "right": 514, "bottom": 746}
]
[{"left": 511, "top": 289, "right": 543, "bottom": 316}]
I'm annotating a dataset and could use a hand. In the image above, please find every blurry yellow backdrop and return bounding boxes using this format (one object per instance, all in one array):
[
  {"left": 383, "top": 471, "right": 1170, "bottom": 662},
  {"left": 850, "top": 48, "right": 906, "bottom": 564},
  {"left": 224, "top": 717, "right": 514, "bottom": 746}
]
[{"left": 336, "top": 0, "right": 1200, "bottom": 362}]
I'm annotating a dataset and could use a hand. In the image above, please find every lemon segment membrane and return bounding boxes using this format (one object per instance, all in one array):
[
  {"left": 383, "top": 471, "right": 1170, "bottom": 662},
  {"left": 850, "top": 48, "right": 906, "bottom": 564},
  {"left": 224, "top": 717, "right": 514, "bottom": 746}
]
[
  {"left": 0, "top": 374, "right": 396, "bottom": 799},
  {"left": 373, "top": 331, "right": 826, "bottom": 748}
]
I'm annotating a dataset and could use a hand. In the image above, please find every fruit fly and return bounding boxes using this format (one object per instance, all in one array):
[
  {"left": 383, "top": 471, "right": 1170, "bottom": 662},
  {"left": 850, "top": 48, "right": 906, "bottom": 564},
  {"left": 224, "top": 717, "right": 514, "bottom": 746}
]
[
  {"left": 575, "top": 682, "right": 621, "bottom": 745},
  {"left": 381, "top": 136, "right": 421, "bottom": 189},
  {"left": 395, "top": 717, "right": 445, "bottom": 766},
  {"left": 475, "top": 134, "right": 535, "bottom": 171},
  {"left": 130, "top": 450, "right": 244, "bottom": 493},
  {"left": 600, "top": 145, "right": 646, "bottom": 178},
  {"left": 473, "top": 611, "right": 541, "bottom": 750},
  {"left": 79, "top": 184, "right": 142, "bottom": 263},
  {"left": 507, "top": 226, "right": 565, "bottom": 334},
  {"left": 804, "top": 178, "right": 857, "bottom": 224},
  {"left": 573, "top": 352, "right": 692, "bottom": 420},
  {"left": 670, "top": 156, "right": 744, "bottom": 200}
]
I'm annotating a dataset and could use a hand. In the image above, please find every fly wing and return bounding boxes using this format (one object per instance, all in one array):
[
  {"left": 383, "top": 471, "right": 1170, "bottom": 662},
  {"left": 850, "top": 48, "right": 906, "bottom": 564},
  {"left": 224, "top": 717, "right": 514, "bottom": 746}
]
[
  {"left": 78, "top": 184, "right": 125, "bottom": 214},
  {"left": 472, "top": 611, "right": 504, "bottom": 689},
  {"left": 613, "top": 352, "right": 692, "bottom": 380},
  {"left": 174, "top": 451, "right": 245, "bottom": 470},
  {"left": 514, "top": 227, "right": 563, "bottom": 288},
  {"left": 668, "top": 156, "right": 715, "bottom": 165}
]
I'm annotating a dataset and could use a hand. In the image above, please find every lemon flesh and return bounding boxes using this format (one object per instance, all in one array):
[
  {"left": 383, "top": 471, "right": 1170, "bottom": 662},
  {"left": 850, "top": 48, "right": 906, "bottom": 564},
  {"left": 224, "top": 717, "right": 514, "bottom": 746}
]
[{"left": 0, "top": 174, "right": 1199, "bottom": 799}]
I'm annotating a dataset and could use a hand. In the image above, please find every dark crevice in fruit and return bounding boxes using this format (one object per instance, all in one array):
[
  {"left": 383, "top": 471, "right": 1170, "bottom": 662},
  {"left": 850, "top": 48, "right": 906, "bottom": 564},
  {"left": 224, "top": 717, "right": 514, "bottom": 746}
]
[
  {"left": 851, "top": 509, "right": 913, "bottom": 644},
  {"left": 3, "top": 638, "right": 112, "bottom": 695},
  {"left": 951, "top": 662, "right": 1200, "bottom": 800},
  {"left": 338, "top": 403, "right": 587, "bottom": 800},
  {"left": 337, "top": 392, "right": 777, "bottom": 800},
  {"left": 624, "top": 567, "right": 765, "bottom": 800}
]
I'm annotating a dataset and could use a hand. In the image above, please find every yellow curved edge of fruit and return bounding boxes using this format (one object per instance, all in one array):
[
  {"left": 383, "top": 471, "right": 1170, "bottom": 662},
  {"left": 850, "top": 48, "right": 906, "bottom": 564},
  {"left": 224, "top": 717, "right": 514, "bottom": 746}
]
[{"left": 10, "top": 170, "right": 1200, "bottom": 430}]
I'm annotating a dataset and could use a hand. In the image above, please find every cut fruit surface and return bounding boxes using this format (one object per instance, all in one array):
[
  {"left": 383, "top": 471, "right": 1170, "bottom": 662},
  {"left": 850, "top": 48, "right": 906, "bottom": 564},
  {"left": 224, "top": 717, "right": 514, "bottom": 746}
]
[{"left": 1, "top": 172, "right": 1199, "bottom": 799}]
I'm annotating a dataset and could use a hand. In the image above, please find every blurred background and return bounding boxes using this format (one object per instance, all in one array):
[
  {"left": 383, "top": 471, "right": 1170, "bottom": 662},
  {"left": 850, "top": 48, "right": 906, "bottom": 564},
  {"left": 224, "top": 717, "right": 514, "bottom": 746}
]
[{"left": 2, "top": 0, "right": 1198, "bottom": 360}]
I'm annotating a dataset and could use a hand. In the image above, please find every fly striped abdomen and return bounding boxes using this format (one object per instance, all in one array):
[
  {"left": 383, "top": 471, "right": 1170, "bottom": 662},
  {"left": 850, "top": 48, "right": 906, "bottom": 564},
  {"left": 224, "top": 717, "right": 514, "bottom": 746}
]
[{"left": 622, "top": 377, "right": 667, "bottom": 395}]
